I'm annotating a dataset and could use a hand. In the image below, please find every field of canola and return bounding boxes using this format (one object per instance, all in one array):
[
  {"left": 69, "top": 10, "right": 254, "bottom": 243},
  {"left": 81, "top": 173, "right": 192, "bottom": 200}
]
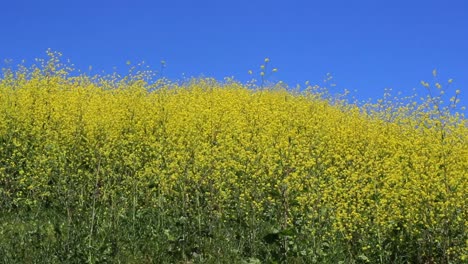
[{"left": 0, "top": 55, "right": 467, "bottom": 263}]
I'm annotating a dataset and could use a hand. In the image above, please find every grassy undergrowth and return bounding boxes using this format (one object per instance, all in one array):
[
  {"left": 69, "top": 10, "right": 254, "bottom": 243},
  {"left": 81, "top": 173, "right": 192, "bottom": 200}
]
[{"left": 0, "top": 52, "right": 466, "bottom": 263}]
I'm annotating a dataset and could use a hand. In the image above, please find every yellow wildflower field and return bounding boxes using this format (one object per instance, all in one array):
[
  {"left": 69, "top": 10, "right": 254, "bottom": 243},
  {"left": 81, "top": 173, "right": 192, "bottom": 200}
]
[{"left": 0, "top": 54, "right": 466, "bottom": 263}]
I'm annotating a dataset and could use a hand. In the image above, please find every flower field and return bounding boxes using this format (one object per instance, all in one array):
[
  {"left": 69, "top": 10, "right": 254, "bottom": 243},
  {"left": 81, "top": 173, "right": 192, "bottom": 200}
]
[{"left": 0, "top": 54, "right": 467, "bottom": 263}]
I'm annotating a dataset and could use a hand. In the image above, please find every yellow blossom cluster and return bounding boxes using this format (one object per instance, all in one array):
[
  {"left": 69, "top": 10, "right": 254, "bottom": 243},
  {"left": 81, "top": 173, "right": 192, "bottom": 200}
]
[{"left": 0, "top": 55, "right": 466, "bottom": 263}]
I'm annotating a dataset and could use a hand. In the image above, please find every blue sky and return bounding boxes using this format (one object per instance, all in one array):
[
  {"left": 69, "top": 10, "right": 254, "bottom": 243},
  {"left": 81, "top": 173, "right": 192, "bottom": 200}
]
[{"left": 1, "top": 0, "right": 467, "bottom": 107}]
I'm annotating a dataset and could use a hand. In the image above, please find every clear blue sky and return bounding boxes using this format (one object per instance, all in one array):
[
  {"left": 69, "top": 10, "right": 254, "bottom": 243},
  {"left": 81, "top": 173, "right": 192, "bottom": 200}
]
[{"left": 1, "top": 0, "right": 467, "bottom": 107}]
